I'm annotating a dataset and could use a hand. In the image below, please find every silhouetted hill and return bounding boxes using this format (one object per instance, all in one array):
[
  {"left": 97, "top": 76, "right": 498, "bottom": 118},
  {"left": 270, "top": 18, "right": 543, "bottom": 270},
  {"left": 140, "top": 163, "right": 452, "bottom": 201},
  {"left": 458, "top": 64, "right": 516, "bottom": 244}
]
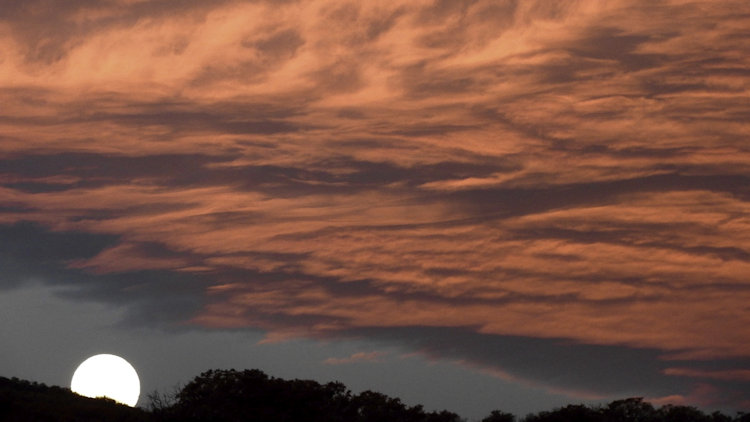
[
  {"left": 0, "top": 376, "right": 151, "bottom": 422},
  {"left": 2, "top": 371, "right": 748, "bottom": 422}
]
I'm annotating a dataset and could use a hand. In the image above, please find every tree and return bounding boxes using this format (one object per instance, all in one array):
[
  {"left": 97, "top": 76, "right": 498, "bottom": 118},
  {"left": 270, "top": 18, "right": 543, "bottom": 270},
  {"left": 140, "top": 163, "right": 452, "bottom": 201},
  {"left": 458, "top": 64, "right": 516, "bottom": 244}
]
[
  {"left": 604, "top": 397, "right": 656, "bottom": 422},
  {"left": 657, "top": 404, "right": 712, "bottom": 422},
  {"left": 709, "top": 411, "right": 732, "bottom": 422},
  {"left": 351, "top": 390, "right": 410, "bottom": 422},
  {"left": 425, "top": 409, "right": 465, "bottom": 422},
  {"left": 523, "top": 404, "right": 603, "bottom": 422},
  {"left": 146, "top": 385, "right": 179, "bottom": 414},
  {"left": 167, "top": 368, "right": 358, "bottom": 422},
  {"left": 482, "top": 409, "right": 516, "bottom": 422}
]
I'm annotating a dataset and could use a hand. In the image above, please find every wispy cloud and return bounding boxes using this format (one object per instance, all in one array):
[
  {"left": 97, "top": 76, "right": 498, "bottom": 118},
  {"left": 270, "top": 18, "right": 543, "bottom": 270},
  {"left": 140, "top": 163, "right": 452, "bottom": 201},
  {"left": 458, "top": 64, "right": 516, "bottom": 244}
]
[
  {"left": 323, "top": 351, "right": 386, "bottom": 365},
  {"left": 664, "top": 368, "right": 750, "bottom": 383},
  {"left": 1, "top": 0, "right": 749, "bottom": 410}
]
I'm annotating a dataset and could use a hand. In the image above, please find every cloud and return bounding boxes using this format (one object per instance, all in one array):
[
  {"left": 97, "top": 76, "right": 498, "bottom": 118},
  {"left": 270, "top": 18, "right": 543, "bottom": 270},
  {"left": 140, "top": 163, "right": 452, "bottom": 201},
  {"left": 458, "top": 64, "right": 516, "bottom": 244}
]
[
  {"left": 323, "top": 351, "right": 386, "bottom": 365},
  {"left": 1, "top": 0, "right": 750, "bottom": 412},
  {"left": 664, "top": 368, "right": 750, "bottom": 383}
]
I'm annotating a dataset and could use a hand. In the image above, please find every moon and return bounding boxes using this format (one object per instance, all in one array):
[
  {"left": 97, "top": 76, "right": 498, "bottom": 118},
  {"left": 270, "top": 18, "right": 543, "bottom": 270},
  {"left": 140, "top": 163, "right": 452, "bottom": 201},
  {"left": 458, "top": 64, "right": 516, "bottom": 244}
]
[{"left": 71, "top": 354, "right": 140, "bottom": 407}]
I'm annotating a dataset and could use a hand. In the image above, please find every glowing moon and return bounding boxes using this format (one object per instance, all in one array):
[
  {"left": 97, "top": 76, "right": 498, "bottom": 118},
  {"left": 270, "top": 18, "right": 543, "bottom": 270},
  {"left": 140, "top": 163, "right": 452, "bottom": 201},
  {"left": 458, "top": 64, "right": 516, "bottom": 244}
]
[{"left": 71, "top": 354, "right": 140, "bottom": 407}]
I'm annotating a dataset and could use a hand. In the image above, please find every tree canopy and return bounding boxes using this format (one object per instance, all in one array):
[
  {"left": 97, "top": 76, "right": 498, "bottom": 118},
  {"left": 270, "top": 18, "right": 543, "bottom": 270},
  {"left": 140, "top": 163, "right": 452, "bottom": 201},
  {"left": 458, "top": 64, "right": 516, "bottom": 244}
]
[{"left": 159, "top": 368, "right": 462, "bottom": 422}]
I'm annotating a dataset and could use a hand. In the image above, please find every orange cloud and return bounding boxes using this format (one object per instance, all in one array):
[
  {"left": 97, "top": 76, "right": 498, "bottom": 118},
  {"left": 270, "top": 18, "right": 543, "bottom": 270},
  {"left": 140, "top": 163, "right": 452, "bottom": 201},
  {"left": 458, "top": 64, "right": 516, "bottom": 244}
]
[
  {"left": 2, "top": 0, "right": 750, "bottom": 409},
  {"left": 323, "top": 351, "right": 386, "bottom": 365}
]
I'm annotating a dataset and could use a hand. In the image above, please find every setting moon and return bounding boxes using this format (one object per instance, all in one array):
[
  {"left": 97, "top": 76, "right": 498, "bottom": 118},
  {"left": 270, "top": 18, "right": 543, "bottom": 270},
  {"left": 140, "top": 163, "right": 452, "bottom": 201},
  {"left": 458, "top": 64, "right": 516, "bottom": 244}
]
[{"left": 71, "top": 354, "right": 140, "bottom": 407}]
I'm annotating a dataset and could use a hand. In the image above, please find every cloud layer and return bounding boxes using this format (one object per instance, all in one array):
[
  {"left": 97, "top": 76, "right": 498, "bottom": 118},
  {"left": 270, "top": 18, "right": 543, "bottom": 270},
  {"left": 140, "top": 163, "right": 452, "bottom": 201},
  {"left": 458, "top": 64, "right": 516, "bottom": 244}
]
[{"left": 2, "top": 0, "right": 749, "bottom": 410}]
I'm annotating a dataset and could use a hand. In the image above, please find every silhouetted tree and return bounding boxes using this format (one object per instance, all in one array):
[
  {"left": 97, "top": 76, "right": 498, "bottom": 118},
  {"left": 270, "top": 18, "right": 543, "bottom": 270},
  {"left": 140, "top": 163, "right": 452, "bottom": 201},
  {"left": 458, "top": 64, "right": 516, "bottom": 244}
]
[
  {"left": 5, "top": 371, "right": 746, "bottom": 422},
  {"left": 709, "top": 411, "right": 732, "bottom": 422},
  {"left": 482, "top": 409, "right": 516, "bottom": 422},
  {"left": 351, "top": 390, "right": 412, "bottom": 422},
  {"left": 523, "top": 404, "right": 604, "bottom": 422},
  {"left": 147, "top": 384, "right": 181, "bottom": 420},
  {"left": 435, "top": 409, "right": 465, "bottom": 422},
  {"left": 604, "top": 397, "right": 656, "bottom": 422},
  {"left": 167, "top": 368, "right": 354, "bottom": 422},
  {"left": 657, "top": 404, "right": 712, "bottom": 422},
  {"left": 513, "top": 398, "right": 750, "bottom": 422},
  {"left": 156, "top": 369, "right": 464, "bottom": 422}
]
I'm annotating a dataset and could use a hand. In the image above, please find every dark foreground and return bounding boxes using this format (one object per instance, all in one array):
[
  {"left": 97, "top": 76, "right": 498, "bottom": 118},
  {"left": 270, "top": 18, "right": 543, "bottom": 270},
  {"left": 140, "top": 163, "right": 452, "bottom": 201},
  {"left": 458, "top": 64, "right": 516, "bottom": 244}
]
[{"left": 1, "top": 370, "right": 748, "bottom": 422}]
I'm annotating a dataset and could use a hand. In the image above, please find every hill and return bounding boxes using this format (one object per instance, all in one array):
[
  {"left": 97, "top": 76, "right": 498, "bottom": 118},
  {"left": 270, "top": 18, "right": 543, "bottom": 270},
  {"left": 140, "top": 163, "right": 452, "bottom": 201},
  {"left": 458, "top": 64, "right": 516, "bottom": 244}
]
[{"left": 0, "top": 376, "right": 151, "bottom": 421}]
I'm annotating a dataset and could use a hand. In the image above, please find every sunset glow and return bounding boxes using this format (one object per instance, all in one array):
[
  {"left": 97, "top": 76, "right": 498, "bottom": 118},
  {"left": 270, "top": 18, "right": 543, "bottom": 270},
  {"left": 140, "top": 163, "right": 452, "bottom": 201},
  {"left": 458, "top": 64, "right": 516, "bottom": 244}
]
[{"left": 2, "top": 0, "right": 749, "bottom": 415}]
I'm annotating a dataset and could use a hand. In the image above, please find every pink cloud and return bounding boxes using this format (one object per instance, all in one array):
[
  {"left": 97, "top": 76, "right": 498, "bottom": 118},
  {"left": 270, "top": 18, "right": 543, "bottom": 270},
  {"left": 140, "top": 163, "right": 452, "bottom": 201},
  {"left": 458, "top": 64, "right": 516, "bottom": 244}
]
[
  {"left": 323, "top": 351, "right": 387, "bottom": 365},
  {"left": 2, "top": 0, "right": 750, "bottom": 410}
]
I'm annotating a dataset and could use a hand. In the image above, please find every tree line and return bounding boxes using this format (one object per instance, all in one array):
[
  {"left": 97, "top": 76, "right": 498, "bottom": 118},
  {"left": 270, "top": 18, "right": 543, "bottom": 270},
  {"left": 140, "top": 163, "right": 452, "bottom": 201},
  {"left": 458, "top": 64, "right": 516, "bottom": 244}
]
[{"left": 2, "top": 370, "right": 749, "bottom": 421}]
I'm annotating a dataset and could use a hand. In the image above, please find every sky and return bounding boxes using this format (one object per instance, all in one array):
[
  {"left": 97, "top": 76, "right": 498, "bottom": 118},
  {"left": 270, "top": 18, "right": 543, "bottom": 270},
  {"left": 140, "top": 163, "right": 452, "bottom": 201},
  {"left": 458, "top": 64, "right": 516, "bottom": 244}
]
[{"left": 1, "top": 0, "right": 749, "bottom": 419}]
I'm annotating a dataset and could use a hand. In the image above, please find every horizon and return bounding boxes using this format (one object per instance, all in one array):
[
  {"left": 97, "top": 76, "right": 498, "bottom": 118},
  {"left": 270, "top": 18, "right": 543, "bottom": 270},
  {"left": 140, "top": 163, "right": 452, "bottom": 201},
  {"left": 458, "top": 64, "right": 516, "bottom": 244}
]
[
  {"left": 2, "top": 368, "right": 746, "bottom": 421},
  {"left": 1, "top": 1, "right": 749, "bottom": 420},
  {"left": 5, "top": 370, "right": 748, "bottom": 422}
]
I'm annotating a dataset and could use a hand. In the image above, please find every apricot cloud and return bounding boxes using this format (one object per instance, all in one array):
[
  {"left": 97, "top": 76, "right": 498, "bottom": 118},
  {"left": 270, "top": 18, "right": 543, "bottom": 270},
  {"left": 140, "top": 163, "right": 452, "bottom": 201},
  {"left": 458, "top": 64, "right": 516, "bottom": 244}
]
[{"left": 1, "top": 0, "right": 749, "bottom": 410}]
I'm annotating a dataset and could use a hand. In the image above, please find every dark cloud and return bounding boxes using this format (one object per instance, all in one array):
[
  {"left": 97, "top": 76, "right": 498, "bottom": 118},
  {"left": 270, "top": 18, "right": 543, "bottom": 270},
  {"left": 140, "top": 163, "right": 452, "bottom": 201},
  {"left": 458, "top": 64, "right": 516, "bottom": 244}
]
[
  {"left": 0, "top": 146, "right": 520, "bottom": 198},
  {"left": 0, "top": 221, "right": 206, "bottom": 327},
  {"left": 568, "top": 26, "right": 665, "bottom": 71},
  {"left": 0, "top": 0, "right": 238, "bottom": 64},
  {"left": 246, "top": 29, "right": 305, "bottom": 60},
  {"left": 509, "top": 226, "right": 750, "bottom": 264},
  {"left": 357, "top": 326, "right": 750, "bottom": 409},
  {"left": 469, "top": 173, "right": 749, "bottom": 210},
  {"left": 350, "top": 326, "right": 680, "bottom": 397},
  {"left": 1, "top": 152, "right": 226, "bottom": 182},
  {"left": 0, "top": 222, "right": 118, "bottom": 290}
]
